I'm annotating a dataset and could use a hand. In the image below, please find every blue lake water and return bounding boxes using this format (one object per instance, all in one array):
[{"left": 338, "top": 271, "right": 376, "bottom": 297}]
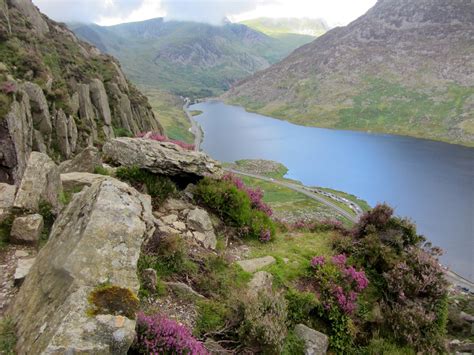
[{"left": 191, "top": 100, "right": 474, "bottom": 280}]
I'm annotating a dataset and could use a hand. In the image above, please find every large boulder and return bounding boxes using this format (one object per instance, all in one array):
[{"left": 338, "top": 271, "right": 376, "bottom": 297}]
[
  {"left": 21, "top": 82, "right": 52, "bottom": 137},
  {"left": 61, "top": 172, "right": 112, "bottom": 191},
  {"left": 10, "top": 214, "right": 44, "bottom": 245},
  {"left": 186, "top": 208, "right": 217, "bottom": 249},
  {"left": 0, "top": 91, "right": 33, "bottom": 184},
  {"left": 10, "top": 179, "right": 155, "bottom": 354},
  {"left": 10, "top": 0, "right": 49, "bottom": 36},
  {"left": 0, "top": 183, "right": 16, "bottom": 223},
  {"left": 59, "top": 146, "right": 102, "bottom": 174},
  {"left": 294, "top": 324, "right": 329, "bottom": 355},
  {"left": 103, "top": 138, "right": 223, "bottom": 180},
  {"left": 13, "top": 152, "right": 62, "bottom": 212}
]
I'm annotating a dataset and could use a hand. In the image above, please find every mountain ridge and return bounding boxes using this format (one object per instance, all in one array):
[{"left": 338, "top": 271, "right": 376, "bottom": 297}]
[{"left": 224, "top": 0, "right": 474, "bottom": 146}]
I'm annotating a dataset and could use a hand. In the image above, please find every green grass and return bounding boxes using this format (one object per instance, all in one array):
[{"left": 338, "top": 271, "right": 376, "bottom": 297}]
[
  {"left": 245, "top": 231, "right": 333, "bottom": 287},
  {"left": 0, "top": 317, "right": 16, "bottom": 354},
  {"left": 190, "top": 110, "right": 203, "bottom": 117},
  {"left": 143, "top": 87, "right": 194, "bottom": 144},
  {"left": 239, "top": 175, "right": 353, "bottom": 225}
]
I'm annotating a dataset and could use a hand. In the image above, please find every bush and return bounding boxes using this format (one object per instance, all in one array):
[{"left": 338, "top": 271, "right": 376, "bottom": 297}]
[
  {"left": 132, "top": 313, "right": 207, "bottom": 354},
  {"left": 93, "top": 165, "right": 109, "bottom": 176},
  {"left": 333, "top": 203, "right": 448, "bottom": 352},
  {"left": 361, "top": 338, "right": 416, "bottom": 355},
  {"left": 38, "top": 200, "right": 55, "bottom": 245},
  {"left": 0, "top": 215, "right": 13, "bottom": 250},
  {"left": 194, "top": 177, "right": 275, "bottom": 241},
  {"left": 116, "top": 167, "right": 177, "bottom": 208},
  {"left": 239, "top": 290, "right": 288, "bottom": 353},
  {"left": 113, "top": 127, "right": 132, "bottom": 137},
  {"left": 282, "top": 330, "right": 305, "bottom": 355},
  {"left": 194, "top": 300, "right": 230, "bottom": 337},
  {"left": 139, "top": 233, "right": 196, "bottom": 278},
  {"left": 285, "top": 289, "right": 319, "bottom": 327}
]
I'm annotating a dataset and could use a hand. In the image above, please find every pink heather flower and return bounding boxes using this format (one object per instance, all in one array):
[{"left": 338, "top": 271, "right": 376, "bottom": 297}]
[
  {"left": 135, "top": 313, "right": 208, "bottom": 354},
  {"left": 2, "top": 81, "right": 16, "bottom": 95},
  {"left": 311, "top": 256, "right": 326, "bottom": 268},
  {"left": 343, "top": 266, "right": 369, "bottom": 291},
  {"left": 222, "top": 173, "right": 273, "bottom": 217},
  {"left": 259, "top": 229, "right": 271, "bottom": 242},
  {"left": 332, "top": 254, "right": 347, "bottom": 267}
]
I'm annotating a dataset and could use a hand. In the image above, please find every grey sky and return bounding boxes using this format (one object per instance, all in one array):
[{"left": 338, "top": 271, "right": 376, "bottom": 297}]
[{"left": 33, "top": 0, "right": 377, "bottom": 26}]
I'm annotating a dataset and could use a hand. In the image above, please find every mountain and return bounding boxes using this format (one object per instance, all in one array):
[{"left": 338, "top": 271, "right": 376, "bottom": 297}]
[
  {"left": 70, "top": 18, "right": 316, "bottom": 98},
  {"left": 240, "top": 17, "right": 329, "bottom": 37},
  {"left": 225, "top": 0, "right": 474, "bottom": 146},
  {"left": 0, "top": 0, "right": 162, "bottom": 184}
]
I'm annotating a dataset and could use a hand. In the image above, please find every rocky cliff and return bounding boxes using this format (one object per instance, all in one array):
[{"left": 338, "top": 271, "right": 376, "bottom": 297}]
[
  {"left": 0, "top": 0, "right": 163, "bottom": 184},
  {"left": 225, "top": 0, "right": 474, "bottom": 145}
]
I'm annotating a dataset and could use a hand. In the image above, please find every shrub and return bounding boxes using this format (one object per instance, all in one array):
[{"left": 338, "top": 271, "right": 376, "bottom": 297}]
[
  {"left": 239, "top": 290, "right": 288, "bottom": 353},
  {"left": 361, "top": 338, "right": 416, "bottom": 355},
  {"left": 93, "top": 165, "right": 109, "bottom": 176},
  {"left": 87, "top": 284, "right": 139, "bottom": 319},
  {"left": 285, "top": 289, "right": 319, "bottom": 326},
  {"left": 222, "top": 173, "right": 272, "bottom": 216},
  {"left": 334, "top": 203, "right": 449, "bottom": 352},
  {"left": 116, "top": 167, "right": 177, "bottom": 208},
  {"left": 282, "top": 330, "right": 306, "bottom": 355},
  {"left": 194, "top": 300, "right": 230, "bottom": 337},
  {"left": 38, "top": 200, "right": 55, "bottom": 245},
  {"left": 0, "top": 317, "right": 16, "bottom": 355},
  {"left": 113, "top": 127, "right": 132, "bottom": 137},
  {"left": 194, "top": 177, "right": 275, "bottom": 241},
  {"left": 133, "top": 313, "right": 208, "bottom": 354},
  {"left": 139, "top": 233, "right": 195, "bottom": 278}
]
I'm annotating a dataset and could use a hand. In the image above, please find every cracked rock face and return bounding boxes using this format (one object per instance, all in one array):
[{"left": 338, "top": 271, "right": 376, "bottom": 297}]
[{"left": 9, "top": 179, "right": 155, "bottom": 354}]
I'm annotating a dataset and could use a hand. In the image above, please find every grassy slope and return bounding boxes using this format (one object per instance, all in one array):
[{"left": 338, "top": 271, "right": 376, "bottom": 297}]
[
  {"left": 142, "top": 87, "right": 194, "bottom": 144},
  {"left": 227, "top": 77, "right": 474, "bottom": 147}
]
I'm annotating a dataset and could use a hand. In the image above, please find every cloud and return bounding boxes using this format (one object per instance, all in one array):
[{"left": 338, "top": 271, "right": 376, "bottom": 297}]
[
  {"left": 161, "top": 0, "right": 270, "bottom": 25},
  {"left": 33, "top": 0, "right": 146, "bottom": 23}
]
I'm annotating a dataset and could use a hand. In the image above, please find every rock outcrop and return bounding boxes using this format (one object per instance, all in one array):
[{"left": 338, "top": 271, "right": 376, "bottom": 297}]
[
  {"left": 13, "top": 152, "right": 62, "bottom": 212},
  {"left": 60, "top": 172, "right": 112, "bottom": 191},
  {"left": 0, "top": 183, "right": 16, "bottom": 223},
  {"left": 9, "top": 179, "right": 155, "bottom": 354},
  {"left": 10, "top": 214, "right": 44, "bottom": 245},
  {"left": 103, "top": 138, "right": 223, "bottom": 180},
  {"left": 59, "top": 146, "right": 102, "bottom": 174},
  {"left": 0, "top": 0, "right": 163, "bottom": 183},
  {"left": 0, "top": 92, "right": 33, "bottom": 184},
  {"left": 294, "top": 324, "right": 329, "bottom": 355}
]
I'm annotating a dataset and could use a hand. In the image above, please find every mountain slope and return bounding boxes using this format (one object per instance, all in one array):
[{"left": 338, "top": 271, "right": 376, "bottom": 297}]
[
  {"left": 225, "top": 0, "right": 474, "bottom": 146},
  {"left": 0, "top": 0, "right": 162, "bottom": 184},
  {"left": 70, "top": 18, "right": 316, "bottom": 98}
]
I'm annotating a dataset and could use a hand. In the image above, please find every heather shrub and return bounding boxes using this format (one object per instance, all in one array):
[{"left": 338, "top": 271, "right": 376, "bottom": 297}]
[
  {"left": 194, "top": 177, "right": 275, "bottom": 241},
  {"left": 194, "top": 300, "right": 230, "bottom": 337},
  {"left": 239, "top": 290, "right": 288, "bottom": 353},
  {"left": 116, "top": 166, "right": 177, "bottom": 208},
  {"left": 361, "top": 338, "right": 416, "bottom": 355},
  {"left": 333, "top": 203, "right": 448, "bottom": 352},
  {"left": 132, "top": 313, "right": 208, "bottom": 354}
]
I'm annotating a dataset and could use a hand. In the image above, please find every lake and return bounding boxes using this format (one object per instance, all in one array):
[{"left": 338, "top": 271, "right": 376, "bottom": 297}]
[{"left": 191, "top": 100, "right": 474, "bottom": 281}]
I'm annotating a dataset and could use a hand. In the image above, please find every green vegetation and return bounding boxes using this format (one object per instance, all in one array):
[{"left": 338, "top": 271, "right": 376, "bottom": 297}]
[
  {"left": 116, "top": 166, "right": 177, "bottom": 208},
  {"left": 0, "top": 317, "right": 16, "bottom": 355},
  {"left": 38, "top": 200, "right": 55, "bottom": 246},
  {"left": 112, "top": 127, "right": 132, "bottom": 138},
  {"left": 190, "top": 110, "right": 203, "bottom": 117},
  {"left": 194, "top": 177, "right": 276, "bottom": 240},
  {"left": 87, "top": 284, "right": 139, "bottom": 319},
  {"left": 70, "top": 20, "right": 314, "bottom": 99},
  {"left": 93, "top": 165, "right": 110, "bottom": 176},
  {"left": 143, "top": 87, "right": 194, "bottom": 143},
  {"left": 0, "top": 215, "right": 13, "bottom": 250}
]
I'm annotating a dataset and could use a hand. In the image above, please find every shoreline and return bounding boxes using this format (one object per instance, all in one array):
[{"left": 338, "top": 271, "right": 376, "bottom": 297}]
[{"left": 183, "top": 98, "right": 204, "bottom": 151}]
